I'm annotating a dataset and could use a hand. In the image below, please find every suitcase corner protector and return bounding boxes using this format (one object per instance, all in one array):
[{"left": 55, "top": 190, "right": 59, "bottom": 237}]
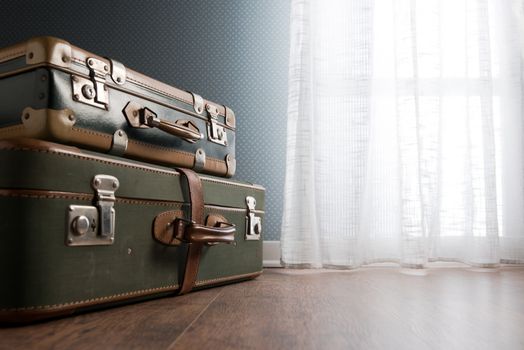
[{"left": 26, "top": 36, "right": 73, "bottom": 68}]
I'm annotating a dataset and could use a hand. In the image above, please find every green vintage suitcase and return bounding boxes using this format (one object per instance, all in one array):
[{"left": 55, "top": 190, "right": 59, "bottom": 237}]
[
  {"left": 0, "top": 37, "right": 236, "bottom": 177},
  {"left": 0, "top": 138, "right": 263, "bottom": 323}
]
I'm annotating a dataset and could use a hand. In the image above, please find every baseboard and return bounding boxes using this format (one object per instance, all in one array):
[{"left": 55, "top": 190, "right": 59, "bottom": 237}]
[{"left": 263, "top": 241, "right": 282, "bottom": 267}]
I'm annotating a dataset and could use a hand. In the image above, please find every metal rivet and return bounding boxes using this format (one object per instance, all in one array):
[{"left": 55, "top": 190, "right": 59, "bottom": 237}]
[
  {"left": 254, "top": 222, "right": 261, "bottom": 235},
  {"left": 117, "top": 77, "right": 122, "bottom": 83},
  {"left": 88, "top": 58, "right": 94, "bottom": 66},
  {"left": 110, "top": 237, "right": 115, "bottom": 243},
  {"left": 133, "top": 110, "right": 138, "bottom": 117},
  {"left": 28, "top": 52, "right": 34, "bottom": 59},
  {"left": 67, "top": 237, "right": 74, "bottom": 244},
  {"left": 112, "top": 181, "right": 118, "bottom": 189},
  {"left": 23, "top": 113, "right": 30, "bottom": 120},
  {"left": 62, "top": 56, "right": 69, "bottom": 63},
  {"left": 72, "top": 215, "right": 90, "bottom": 236},
  {"left": 94, "top": 178, "right": 101, "bottom": 187},
  {"left": 72, "top": 75, "right": 78, "bottom": 82},
  {"left": 104, "top": 65, "right": 109, "bottom": 71},
  {"left": 73, "top": 94, "right": 80, "bottom": 101},
  {"left": 68, "top": 115, "right": 75, "bottom": 121},
  {"left": 118, "top": 130, "right": 123, "bottom": 136},
  {"left": 127, "top": 248, "right": 132, "bottom": 255}
]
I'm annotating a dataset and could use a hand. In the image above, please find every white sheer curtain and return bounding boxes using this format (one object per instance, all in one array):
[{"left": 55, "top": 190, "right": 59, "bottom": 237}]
[{"left": 281, "top": 0, "right": 524, "bottom": 268}]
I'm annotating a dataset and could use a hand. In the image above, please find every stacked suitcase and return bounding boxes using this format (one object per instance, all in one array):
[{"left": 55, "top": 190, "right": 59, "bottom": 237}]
[{"left": 0, "top": 37, "right": 264, "bottom": 323}]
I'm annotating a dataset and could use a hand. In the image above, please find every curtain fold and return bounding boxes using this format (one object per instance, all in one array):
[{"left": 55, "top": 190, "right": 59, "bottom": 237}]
[{"left": 282, "top": 0, "right": 524, "bottom": 268}]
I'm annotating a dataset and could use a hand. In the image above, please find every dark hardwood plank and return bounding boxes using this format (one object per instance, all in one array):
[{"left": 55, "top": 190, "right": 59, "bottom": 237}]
[
  {"left": 0, "top": 287, "right": 223, "bottom": 350},
  {"left": 2, "top": 267, "right": 524, "bottom": 350},
  {"left": 171, "top": 267, "right": 524, "bottom": 350}
]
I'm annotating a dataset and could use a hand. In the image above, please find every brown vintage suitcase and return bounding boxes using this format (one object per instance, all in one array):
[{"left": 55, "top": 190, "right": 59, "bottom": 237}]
[{"left": 0, "top": 37, "right": 236, "bottom": 177}]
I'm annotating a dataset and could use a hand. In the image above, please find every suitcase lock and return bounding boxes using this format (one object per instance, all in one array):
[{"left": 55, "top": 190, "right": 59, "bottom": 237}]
[
  {"left": 206, "top": 104, "right": 228, "bottom": 146},
  {"left": 245, "top": 196, "right": 262, "bottom": 240},
  {"left": 66, "top": 175, "right": 119, "bottom": 246},
  {"left": 71, "top": 57, "right": 110, "bottom": 110}
]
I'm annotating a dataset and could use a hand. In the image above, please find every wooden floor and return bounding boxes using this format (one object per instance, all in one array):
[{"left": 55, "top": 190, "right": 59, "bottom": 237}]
[{"left": 1, "top": 267, "right": 524, "bottom": 350}]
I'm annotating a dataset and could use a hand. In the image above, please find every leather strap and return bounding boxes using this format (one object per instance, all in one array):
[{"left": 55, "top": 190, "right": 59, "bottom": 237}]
[{"left": 176, "top": 168, "right": 205, "bottom": 295}]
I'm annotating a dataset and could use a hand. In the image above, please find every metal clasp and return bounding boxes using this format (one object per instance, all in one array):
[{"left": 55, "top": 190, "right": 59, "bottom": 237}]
[
  {"left": 66, "top": 175, "right": 119, "bottom": 246},
  {"left": 71, "top": 57, "right": 126, "bottom": 110},
  {"left": 206, "top": 104, "right": 228, "bottom": 146},
  {"left": 245, "top": 196, "right": 261, "bottom": 240}
]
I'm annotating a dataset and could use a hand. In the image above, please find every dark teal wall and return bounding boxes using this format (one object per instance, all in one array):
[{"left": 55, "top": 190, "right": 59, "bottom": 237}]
[{"left": 0, "top": 0, "right": 289, "bottom": 240}]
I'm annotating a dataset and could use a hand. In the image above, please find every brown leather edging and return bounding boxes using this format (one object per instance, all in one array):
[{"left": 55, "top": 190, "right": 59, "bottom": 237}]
[
  {"left": 0, "top": 124, "right": 27, "bottom": 135},
  {"left": 125, "top": 138, "right": 228, "bottom": 176},
  {"left": 0, "top": 42, "right": 25, "bottom": 63},
  {"left": 0, "top": 139, "right": 264, "bottom": 191},
  {"left": 0, "top": 120, "right": 229, "bottom": 176},
  {"left": 0, "top": 270, "right": 262, "bottom": 323},
  {"left": 69, "top": 127, "right": 229, "bottom": 177}
]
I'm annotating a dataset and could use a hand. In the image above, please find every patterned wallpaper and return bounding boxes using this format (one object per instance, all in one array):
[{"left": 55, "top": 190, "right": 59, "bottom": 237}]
[{"left": 0, "top": 0, "right": 290, "bottom": 240}]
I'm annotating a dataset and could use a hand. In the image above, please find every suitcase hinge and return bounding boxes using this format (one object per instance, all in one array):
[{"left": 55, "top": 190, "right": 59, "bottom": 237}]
[
  {"left": 66, "top": 175, "right": 119, "bottom": 246},
  {"left": 194, "top": 148, "right": 206, "bottom": 172},
  {"left": 190, "top": 92, "right": 204, "bottom": 114},
  {"left": 245, "top": 196, "right": 262, "bottom": 240},
  {"left": 206, "top": 103, "right": 228, "bottom": 146}
]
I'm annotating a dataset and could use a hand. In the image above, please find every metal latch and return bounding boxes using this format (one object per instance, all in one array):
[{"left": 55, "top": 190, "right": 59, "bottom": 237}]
[
  {"left": 66, "top": 175, "right": 119, "bottom": 246},
  {"left": 71, "top": 57, "right": 126, "bottom": 110},
  {"left": 71, "top": 57, "right": 110, "bottom": 110},
  {"left": 245, "top": 196, "right": 262, "bottom": 240},
  {"left": 206, "top": 104, "right": 228, "bottom": 146}
]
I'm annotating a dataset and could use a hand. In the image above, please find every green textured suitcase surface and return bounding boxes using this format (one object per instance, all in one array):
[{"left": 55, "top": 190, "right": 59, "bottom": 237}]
[{"left": 0, "top": 139, "right": 264, "bottom": 323}]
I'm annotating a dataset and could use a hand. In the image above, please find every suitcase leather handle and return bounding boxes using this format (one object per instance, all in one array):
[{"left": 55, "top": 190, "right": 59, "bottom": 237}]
[
  {"left": 144, "top": 113, "right": 202, "bottom": 142},
  {"left": 123, "top": 101, "right": 203, "bottom": 143},
  {"left": 153, "top": 212, "right": 235, "bottom": 246},
  {"left": 177, "top": 219, "right": 236, "bottom": 245}
]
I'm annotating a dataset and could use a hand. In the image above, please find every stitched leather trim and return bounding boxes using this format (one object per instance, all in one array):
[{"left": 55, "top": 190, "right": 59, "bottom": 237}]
[
  {"left": 0, "top": 271, "right": 262, "bottom": 313},
  {"left": 0, "top": 189, "right": 188, "bottom": 207},
  {"left": 0, "top": 139, "right": 264, "bottom": 191},
  {"left": 0, "top": 284, "right": 179, "bottom": 312}
]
